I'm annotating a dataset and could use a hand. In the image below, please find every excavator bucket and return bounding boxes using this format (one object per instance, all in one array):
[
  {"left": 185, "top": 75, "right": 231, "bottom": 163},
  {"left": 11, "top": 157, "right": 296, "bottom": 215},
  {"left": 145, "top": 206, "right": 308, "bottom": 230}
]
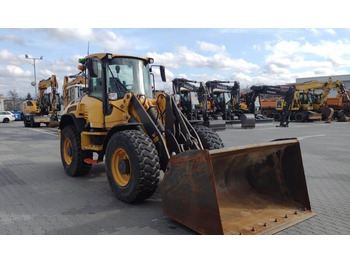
[
  {"left": 204, "top": 120, "right": 227, "bottom": 131},
  {"left": 161, "top": 139, "right": 315, "bottom": 235},
  {"left": 240, "top": 113, "right": 256, "bottom": 128}
]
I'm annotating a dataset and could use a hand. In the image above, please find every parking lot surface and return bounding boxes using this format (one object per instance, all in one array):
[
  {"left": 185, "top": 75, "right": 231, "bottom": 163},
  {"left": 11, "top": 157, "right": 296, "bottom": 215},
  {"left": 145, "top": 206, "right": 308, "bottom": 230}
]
[{"left": 0, "top": 120, "right": 350, "bottom": 235}]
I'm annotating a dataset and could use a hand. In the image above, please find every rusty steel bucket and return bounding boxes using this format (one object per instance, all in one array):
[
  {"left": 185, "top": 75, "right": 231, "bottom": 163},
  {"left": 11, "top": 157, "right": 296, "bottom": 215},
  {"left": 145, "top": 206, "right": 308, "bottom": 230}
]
[{"left": 161, "top": 138, "right": 315, "bottom": 235}]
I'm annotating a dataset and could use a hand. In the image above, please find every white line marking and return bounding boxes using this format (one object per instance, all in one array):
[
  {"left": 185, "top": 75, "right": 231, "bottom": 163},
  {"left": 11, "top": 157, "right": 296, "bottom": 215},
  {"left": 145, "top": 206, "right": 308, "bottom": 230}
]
[
  {"left": 297, "top": 134, "right": 326, "bottom": 141},
  {"left": 27, "top": 128, "right": 59, "bottom": 137}
]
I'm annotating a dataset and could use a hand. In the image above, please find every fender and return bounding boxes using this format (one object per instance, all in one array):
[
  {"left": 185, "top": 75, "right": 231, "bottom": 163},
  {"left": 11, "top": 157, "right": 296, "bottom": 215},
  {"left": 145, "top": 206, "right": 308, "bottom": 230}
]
[
  {"left": 59, "top": 113, "right": 86, "bottom": 133},
  {"left": 102, "top": 122, "right": 143, "bottom": 155}
]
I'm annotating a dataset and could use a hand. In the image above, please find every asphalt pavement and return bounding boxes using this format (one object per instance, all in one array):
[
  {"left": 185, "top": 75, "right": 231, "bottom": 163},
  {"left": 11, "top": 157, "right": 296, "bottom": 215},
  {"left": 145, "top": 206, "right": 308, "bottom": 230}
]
[{"left": 0, "top": 120, "right": 350, "bottom": 234}]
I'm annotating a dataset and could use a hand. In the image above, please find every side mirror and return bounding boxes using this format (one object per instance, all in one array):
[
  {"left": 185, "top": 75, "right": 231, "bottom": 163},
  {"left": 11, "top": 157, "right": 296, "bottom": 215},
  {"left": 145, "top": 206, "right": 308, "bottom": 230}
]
[
  {"left": 87, "top": 59, "right": 99, "bottom": 78},
  {"left": 160, "top": 66, "right": 166, "bottom": 82}
]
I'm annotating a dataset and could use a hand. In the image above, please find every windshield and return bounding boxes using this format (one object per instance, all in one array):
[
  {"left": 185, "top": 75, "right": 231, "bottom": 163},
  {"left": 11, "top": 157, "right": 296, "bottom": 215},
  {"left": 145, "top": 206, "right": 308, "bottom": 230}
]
[
  {"left": 214, "top": 92, "right": 225, "bottom": 103},
  {"left": 107, "top": 57, "right": 152, "bottom": 98}
]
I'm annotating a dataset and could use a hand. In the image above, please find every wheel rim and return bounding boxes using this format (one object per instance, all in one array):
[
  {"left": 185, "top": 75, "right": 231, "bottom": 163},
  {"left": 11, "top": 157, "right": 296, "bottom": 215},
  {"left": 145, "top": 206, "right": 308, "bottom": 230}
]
[
  {"left": 63, "top": 138, "right": 73, "bottom": 165},
  {"left": 111, "top": 148, "right": 131, "bottom": 187}
]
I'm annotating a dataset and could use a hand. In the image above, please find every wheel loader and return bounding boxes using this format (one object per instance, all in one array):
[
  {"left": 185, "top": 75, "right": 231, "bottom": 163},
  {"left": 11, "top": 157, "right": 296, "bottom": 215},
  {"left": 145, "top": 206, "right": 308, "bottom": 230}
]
[{"left": 59, "top": 53, "right": 315, "bottom": 235}]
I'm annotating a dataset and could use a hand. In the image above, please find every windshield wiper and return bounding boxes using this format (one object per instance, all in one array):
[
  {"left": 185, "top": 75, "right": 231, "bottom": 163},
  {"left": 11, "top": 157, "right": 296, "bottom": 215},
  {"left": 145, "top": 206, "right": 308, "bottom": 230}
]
[{"left": 107, "top": 66, "right": 129, "bottom": 94}]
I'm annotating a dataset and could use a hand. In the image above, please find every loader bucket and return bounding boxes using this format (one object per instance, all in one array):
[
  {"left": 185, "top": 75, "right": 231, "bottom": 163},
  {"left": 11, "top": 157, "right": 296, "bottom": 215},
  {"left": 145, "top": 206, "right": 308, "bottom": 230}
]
[
  {"left": 240, "top": 113, "right": 255, "bottom": 128},
  {"left": 161, "top": 139, "right": 315, "bottom": 235}
]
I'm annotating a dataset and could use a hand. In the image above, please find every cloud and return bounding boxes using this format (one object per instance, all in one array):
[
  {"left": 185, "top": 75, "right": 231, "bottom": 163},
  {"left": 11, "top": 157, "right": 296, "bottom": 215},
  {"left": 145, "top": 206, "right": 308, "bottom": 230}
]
[
  {"left": 0, "top": 50, "right": 88, "bottom": 97},
  {"left": 0, "top": 65, "right": 31, "bottom": 77},
  {"left": 0, "top": 35, "right": 26, "bottom": 45},
  {"left": 41, "top": 28, "right": 94, "bottom": 42},
  {"left": 325, "top": 29, "right": 336, "bottom": 35},
  {"left": 306, "top": 28, "right": 337, "bottom": 36},
  {"left": 0, "top": 49, "right": 28, "bottom": 66},
  {"left": 264, "top": 39, "right": 350, "bottom": 75},
  {"left": 147, "top": 46, "right": 259, "bottom": 74},
  {"left": 197, "top": 41, "right": 226, "bottom": 52},
  {"left": 40, "top": 28, "right": 133, "bottom": 52},
  {"left": 146, "top": 51, "right": 180, "bottom": 69}
]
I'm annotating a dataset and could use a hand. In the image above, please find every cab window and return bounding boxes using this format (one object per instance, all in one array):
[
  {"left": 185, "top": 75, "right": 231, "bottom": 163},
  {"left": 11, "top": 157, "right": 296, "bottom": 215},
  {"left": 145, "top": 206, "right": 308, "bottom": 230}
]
[{"left": 88, "top": 59, "right": 103, "bottom": 100}]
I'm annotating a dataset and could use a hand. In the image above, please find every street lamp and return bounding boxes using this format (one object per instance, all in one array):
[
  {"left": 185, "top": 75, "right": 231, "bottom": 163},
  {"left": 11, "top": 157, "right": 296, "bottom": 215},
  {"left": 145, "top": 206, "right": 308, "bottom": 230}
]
[{"left": 25, "top": 54, "right": 43, "bottom": 98}]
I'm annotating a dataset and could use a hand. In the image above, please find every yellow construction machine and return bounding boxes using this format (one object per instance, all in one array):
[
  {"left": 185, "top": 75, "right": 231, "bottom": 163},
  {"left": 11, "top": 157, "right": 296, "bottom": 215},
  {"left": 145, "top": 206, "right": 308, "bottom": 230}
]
[
  {"left": 275, "top": 82, "right": 323, "bottom": 123},
  {"left": 308, "top": 78, "right": 350, "bottom": 122},
  {"left": 62, "top": 73, "right": 86, "bottom": 108},
  {"left": 23, "top": 75, "right": 61, "bottom": 127},
  {"left": 59, "top": 53, "right": 315, "bottom": 235},
  {"left": 292, "top": 78, "right": 345, "bottom": 123}
]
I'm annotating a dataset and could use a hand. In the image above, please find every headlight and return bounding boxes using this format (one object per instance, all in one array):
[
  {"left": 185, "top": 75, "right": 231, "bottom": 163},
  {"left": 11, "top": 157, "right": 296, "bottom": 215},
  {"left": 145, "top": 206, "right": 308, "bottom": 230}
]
[{"left": 108, "top": 93, "right": 119, "bottom": 101}]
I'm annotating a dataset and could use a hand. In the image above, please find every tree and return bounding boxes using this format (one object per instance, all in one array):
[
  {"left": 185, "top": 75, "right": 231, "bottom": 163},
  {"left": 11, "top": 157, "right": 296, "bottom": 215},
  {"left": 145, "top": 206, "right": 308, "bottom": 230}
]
[
  {"left": 8, "top": 90, "right": 19, "bottom": 110},
  {"left": 26, "top": 92, "right": 32, "bottom": 100}
]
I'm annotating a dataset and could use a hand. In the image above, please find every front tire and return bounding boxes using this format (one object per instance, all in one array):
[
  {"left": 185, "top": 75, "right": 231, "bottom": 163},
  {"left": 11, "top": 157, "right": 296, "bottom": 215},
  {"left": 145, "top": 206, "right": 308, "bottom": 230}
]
[
  {"left": 274, "top": 112, "right": 281, "bottom": 121},
  {"left": 193, "top": 125, "right": 224, "bottom": 150},
  {"left": 105, "top": 130, "right": 160, "bottom": 203},
  {"left": 60, "top": 125, "right": 92, "bottom": 177}
]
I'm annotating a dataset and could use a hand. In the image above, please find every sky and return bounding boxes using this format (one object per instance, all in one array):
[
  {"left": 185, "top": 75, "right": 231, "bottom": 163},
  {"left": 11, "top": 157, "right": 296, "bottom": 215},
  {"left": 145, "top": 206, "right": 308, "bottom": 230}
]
[
  {"left": 1, "top": 28, "right": 350, "bottom": 98},
  {"left": 1, "top": 0, "right": 350, "bottom": 98}
]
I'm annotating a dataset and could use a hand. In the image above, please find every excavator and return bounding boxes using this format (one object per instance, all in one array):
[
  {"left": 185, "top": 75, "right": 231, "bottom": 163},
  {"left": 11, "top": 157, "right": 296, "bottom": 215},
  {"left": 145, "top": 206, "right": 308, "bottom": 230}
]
[
  {"left": 172, "top": 78, "right": 226, "bottom": 130},
  {"left": 23, "top": 75, "right": 61, "bottom": 127},
  {"left": 327, "top": 89, "right": 350, "bottom": 122},
  {"left": 276, "top": 82, "right": 323, "bottom": 123},
  {"left": 62, "top": 73, "right": 87, "bottom": 108},
  {"left": 245, "top": 85, "right": 295, "bottom": 127},
  {"left": 288, "top": 78, "right": 338, "bottom": 123},
  {"left": 205, "top": 80, "right": 255, "bottom": 128},
  {"left": 172, "top": 78, "right": 206, "bottom": 121},
  {"left": 305, "top": 77, "right": 350, "bottom": 122},
  {"left": 59, "top": 53, "right": 315, "bottom": 235}
]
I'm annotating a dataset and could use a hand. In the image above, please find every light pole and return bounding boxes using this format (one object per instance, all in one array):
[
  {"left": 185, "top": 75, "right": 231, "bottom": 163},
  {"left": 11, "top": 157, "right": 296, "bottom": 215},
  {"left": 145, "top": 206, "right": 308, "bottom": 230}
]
[{"left": 25, "top": 54, "right": 43, "bottom": 98}]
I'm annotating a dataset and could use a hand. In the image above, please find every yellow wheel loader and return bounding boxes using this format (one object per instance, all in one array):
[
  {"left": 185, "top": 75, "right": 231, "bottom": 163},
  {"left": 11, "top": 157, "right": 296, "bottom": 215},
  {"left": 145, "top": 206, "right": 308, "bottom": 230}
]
[{"left": 59, "top": 53, "right": 315, "bottom": 235}]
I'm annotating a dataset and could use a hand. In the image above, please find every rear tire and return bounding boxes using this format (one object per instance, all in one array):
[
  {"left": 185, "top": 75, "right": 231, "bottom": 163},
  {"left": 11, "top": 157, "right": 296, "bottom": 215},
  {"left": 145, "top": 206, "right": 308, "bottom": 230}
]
[
  {"left": 262, "top": 110, "right": 269, "bottom": 117},
  {"left": 295, "top": 112, "right": 305, "bottom": 122},
  {"left": 193, "top": 125, "right": 224, "bottom": 150},
  {"left": 3, "top": 118, "right": 9, "bottom": 123},
  {"left": 105, "top": 130, "right": 160, "bottom": 203},
  {"left": 60, "top": 125, "right": 92, "bottom": 177}
]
